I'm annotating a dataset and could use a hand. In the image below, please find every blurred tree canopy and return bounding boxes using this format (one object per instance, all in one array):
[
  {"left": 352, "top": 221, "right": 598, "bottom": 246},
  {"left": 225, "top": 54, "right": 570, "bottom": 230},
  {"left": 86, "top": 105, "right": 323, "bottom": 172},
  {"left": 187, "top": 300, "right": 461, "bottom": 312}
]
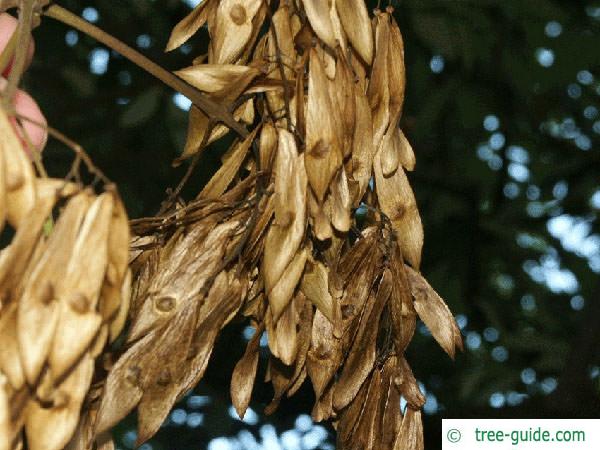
[{"left": 21, "top": 0, "right": 600, "bottom": 448}]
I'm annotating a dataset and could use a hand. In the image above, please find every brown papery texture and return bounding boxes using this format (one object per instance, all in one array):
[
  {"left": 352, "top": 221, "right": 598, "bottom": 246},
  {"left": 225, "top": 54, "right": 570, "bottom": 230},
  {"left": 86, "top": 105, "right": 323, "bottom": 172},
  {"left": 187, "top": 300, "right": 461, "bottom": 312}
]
[{"left": 0, "top": 2, "right": 462, "bottom": 450}]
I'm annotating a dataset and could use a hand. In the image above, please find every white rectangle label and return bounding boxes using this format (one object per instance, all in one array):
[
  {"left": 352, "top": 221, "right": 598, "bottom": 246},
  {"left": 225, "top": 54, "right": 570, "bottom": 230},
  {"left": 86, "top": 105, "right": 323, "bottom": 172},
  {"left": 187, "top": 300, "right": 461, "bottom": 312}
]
[{"left": 442, "top": 419, "right": 600, "bottom": 449}]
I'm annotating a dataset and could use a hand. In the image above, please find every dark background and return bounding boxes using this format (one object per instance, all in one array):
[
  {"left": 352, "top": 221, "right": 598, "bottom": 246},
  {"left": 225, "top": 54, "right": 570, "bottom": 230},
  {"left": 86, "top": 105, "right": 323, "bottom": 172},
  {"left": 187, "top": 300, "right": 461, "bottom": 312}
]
[{"left": 22, "top": 0, "right": 600, "bottom": 448}]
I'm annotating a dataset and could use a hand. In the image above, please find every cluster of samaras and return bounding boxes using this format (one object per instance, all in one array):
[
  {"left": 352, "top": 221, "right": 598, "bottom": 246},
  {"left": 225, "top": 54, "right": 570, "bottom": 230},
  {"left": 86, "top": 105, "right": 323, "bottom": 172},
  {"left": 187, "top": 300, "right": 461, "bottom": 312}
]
[
  {"left": 0, "top": 109, "right": 130, "bottom": 450},
  {"left": 1, "top": 1, "right": 463, "bottom": 450},
  {"left": 89, "top": 1, "right": 462, "bottom": 450}
]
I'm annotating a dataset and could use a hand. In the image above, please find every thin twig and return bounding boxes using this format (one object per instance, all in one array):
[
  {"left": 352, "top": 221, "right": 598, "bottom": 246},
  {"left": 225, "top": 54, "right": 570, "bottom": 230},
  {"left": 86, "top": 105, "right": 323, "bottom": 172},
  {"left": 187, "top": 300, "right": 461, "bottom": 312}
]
[
  {"left": 2, "top": 0, "right": 35, "bottom": 103},
  {"left": 0, "top": 22, "right": 18, "bottom": 75},
  {"left": 42, "top": 4, "right": 249, "bottom": 138}
]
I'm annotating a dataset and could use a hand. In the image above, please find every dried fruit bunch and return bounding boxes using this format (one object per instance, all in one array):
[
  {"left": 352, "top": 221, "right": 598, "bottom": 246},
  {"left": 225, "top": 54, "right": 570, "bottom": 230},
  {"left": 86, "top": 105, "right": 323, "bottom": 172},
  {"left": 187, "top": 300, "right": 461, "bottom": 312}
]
[
  {"left": 0, "top": 107, "right": 130, "bottom": 450},
  {"left": 93, "top": 1, "right": 462, "bottom": 449}
]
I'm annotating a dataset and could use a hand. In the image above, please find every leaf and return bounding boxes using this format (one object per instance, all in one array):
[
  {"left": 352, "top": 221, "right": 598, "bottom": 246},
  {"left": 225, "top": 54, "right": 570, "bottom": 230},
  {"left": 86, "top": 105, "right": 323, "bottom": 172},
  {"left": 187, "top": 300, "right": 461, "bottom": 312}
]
[{"left": 119, "top": 87, "right": 161, "bottom": 128}]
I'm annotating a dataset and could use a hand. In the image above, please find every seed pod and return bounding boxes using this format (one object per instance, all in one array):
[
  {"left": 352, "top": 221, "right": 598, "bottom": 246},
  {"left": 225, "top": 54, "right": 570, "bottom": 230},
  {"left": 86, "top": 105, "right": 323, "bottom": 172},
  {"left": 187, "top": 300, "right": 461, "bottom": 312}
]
[
  {"left": 0, "top": 108, "right": 36, "bottom": 229},
  {"left": 263, "top": 132, "right": 307, "bottom": 319},
  {"left": 305, "top": 48, "right": 343, "bottom": 203},
  {"left": 0, "top": 373, "right": 11, "bottom": 450},
  {"left": 0, "top": 142, "right": 6, "bottom": 235},
  {"left": 165, "top": 0, "right": 214, "bottom": 51},
  {"left": 198, "top": 127, "right": 258, "bottom": 199},
  {"left": 231, "top": 323, "right": 262, "bottom": 419},
  {"left": 301, "top": 0, "right": 336, "bottom": 49},
  {"left": 48, "top": 193, "right": 114, "bottom": 379},
  {"left": 336, "top": 0, "right": 373, "bottom": 64},
  {"left": 368, "top": 12, "right": 391, "bottom": 150},
  {"left": 0, "top": 305, "right": 25, "bottom": 390},
  {"left": 407, "top": 266, "right": 463, "bottom": 358},
  {"left": 373, "top": 150, "right": 423, "bottom": 269},
  {"left": 212, "top": 0, "right": 264, "bottom": 64},
  {"left": 300, "top": 259, "right": 339, "bottom": 325},
  {"left": 18, "top": 191, "right": 92, "bottom": 384},
  {"left": 25, "top": 353, "right": 94, "bottom": 450},
  {"left": 393, "top": 408, "right": 424, "bottom": 450}
]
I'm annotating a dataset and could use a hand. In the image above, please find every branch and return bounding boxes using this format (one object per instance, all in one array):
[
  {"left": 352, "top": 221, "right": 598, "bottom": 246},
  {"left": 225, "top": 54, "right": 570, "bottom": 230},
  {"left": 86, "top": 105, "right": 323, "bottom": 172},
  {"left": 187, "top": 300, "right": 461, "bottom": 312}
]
[
  {"left": 43, "top": 3, "right": 249, "bottom": 138},
  {"left": 2, "top": 0, "right": 35, "bottom": 103}
]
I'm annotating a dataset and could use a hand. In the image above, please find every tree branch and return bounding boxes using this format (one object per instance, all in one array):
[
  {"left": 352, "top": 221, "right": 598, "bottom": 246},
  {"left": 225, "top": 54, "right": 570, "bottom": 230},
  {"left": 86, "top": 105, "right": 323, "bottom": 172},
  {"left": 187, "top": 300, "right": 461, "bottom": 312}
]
[{"left": 43, "top": 3, "right": 249, "bottom": 138}]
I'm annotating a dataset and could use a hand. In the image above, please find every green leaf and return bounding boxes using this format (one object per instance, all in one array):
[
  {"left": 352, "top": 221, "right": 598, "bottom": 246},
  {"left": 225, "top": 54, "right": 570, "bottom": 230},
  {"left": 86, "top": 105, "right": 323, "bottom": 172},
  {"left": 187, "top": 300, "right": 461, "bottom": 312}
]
[{"left": 119, "top": 87, "right": 162, "bottom": 128}]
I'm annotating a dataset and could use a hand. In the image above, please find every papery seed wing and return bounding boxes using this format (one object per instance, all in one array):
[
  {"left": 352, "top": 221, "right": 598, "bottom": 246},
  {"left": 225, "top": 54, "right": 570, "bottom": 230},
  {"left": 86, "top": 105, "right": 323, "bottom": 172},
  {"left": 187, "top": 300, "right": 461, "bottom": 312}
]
[
  {"left": 373, "top": 150, "right": 423, "bottom": 269},
  {"left": 328, "top": 167, "right": 352, "bottom": 232},
  {"left": 212, "top": 0, "right": 263, "bottom": 63},
  {"left": 135, "top": 304, "right": 196, "bottom": 446},
  {"left": 307, "top": 309, "right": 342, "bottom": 399},
  {"left": 300, "top": 259, "right": 339, "bottom": 324},
  {"left": 231, "top": 323, "right": 262, "bottom": 419},
  {"left": 352, "top": 370, "right": 382, "bottom": 449},
  {"left": 95, "top": 332, "right": 153, "bottom": 434},
  {"left": 266, "top": 247, "right": 307, "bottom": 321},
  {"left": 367, "top": 12, "right": 391, "bottom": 150},
  {"left": 108, "top": 269, "right": 131, "bottom": 343},
  {"left": 350, "top": 87, "right": 375, "bottom": 205},
  {"left": 393, "top": 407, "right": 424, "bottom": 450},
  {"left": 406, "top": 266, "right": 463, "bottom": 358},
  {"left": 99, "top": 193, "right": 130, "bottom": 321},
  {"left": 259, "top": 121, "right": 278, "bottom": 174},
  {"left": 0, "top": 305, "right": 25, "bottom": 389},
  {"left": 262, "top": 137, "right": 307, "bottom": 301},
  {"left": 305, "top": 48, "right": 342, "bottom": 202},
  {"left": 380, "top": 357, "right": 403, "bottom": 449},
  {"left": 165, "top": 0, "right": 213, "bottom": 51},
  {"left": 175, "top": 64, "right": 260, "bottom": 103},
  {"left": 198, "top": 128, "right": 258, "bottom": 200},
  {"left": 301, "top": 0, "right": 336, "bottom": 49},
  {"left": 0, "top": 373, "right": 11, "bottom": 450},
  {"left": 336, "top": 0, "right": 373, "bottom": 64},
  {"left": 397, "top": 129, "right": 416, "bottom": 171},
  {"left": 388, "top": 16, "right": 406, "bottom": 125},
  {"left": 0, "top": 108, "right": 36, "bottom": 229},
  {"left": 334, "top": 270, "right": 391, "bottom": 410},
  {"left": 25, "top": 353, "right": 94, "bottom": 450},
  {"left": 395, "top": 357, "right": 425, "bottom": 409}
]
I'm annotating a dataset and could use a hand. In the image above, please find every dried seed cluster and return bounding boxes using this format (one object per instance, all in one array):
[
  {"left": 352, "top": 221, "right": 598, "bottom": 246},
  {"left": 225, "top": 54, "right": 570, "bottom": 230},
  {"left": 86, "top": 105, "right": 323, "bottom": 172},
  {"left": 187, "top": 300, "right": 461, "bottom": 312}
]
[
  {"left": 93, "top": 1, "right": 462, "bottom": 449},
  {"left": 1, "top": 1, "right": 462, "bottom": 449},
  {"left": 0, "top": 107, "right": 130, "bottom": 450}
]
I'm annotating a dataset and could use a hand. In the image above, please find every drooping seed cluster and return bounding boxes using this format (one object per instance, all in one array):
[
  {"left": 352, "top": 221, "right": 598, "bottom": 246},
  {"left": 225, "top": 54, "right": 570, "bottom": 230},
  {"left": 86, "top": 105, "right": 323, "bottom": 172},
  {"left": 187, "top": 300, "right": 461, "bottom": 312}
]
[
  {"left": 90, "top": 1, "right": 462, "bottom": 449},
  {"left": 0, "top": 1, "right": 463, "bottom": 449},
  {"left": 0, "top": 108, "right": 130, "bottom": 450}
]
